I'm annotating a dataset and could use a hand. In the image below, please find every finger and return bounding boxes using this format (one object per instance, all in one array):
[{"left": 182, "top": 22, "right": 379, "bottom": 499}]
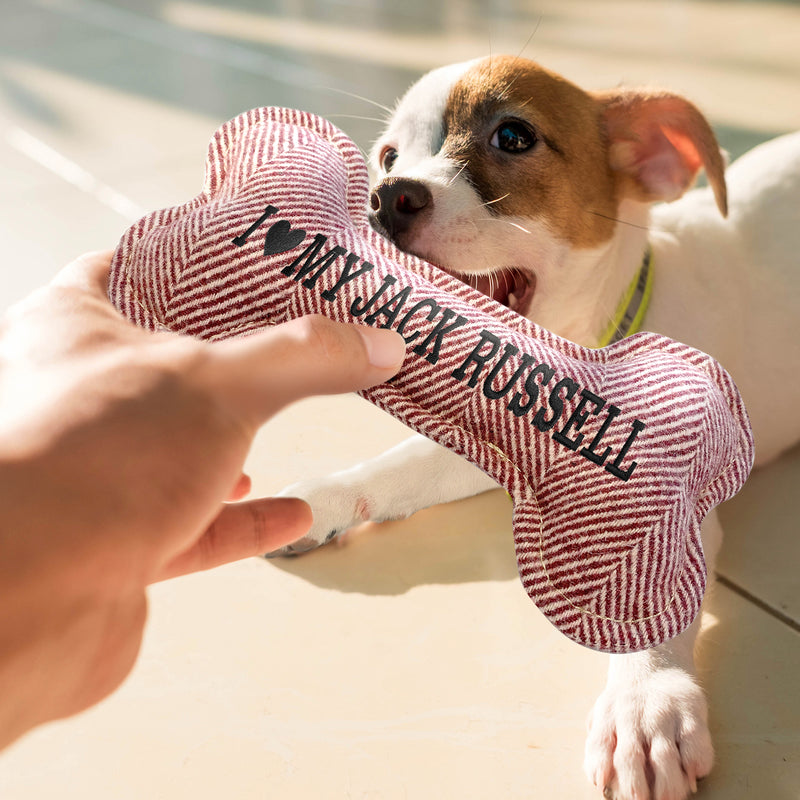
[
  {"left": 51, "top": 250, "right": 115, "bottom": 296},
  {"left": 155, "top": 496, "right": 313, "bottom": 581},
  {"left": 202, "top": 315, "right": 406, "bottom": 425},
  {"left": 227, "top": 473, "right": 252, "bottom": 501}
]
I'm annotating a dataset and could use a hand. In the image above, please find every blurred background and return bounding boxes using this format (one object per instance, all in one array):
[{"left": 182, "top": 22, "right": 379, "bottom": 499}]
[
  {"left": 3, "top": 0, "right": 800, "bottom": 302},
  {"left": 1, "top": 2, "right": 799, "bottom": 799}
]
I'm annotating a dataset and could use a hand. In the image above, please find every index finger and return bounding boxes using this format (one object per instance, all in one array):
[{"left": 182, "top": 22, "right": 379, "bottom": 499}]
[{"left": 155, "top": 497, "right": 313, "bottom": 581}]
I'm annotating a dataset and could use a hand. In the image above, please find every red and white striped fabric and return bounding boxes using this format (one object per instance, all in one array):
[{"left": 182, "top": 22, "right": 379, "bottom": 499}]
[{"left": 109, "top": 107, "right": 754, "bottom": 654}]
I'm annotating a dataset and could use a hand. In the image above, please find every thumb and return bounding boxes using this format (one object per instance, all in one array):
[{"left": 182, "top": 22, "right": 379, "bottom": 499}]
[{"left": 202, "top": 315, "right": 406, "bottom": 425}]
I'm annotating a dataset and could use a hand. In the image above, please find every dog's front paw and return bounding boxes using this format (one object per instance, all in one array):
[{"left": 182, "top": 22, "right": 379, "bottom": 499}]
[
  {"left": 584, "top": 667, "right": 713, "bottom": 800},
  {"left": 264, "top": 478, "right": 372, "bottom": 558}
]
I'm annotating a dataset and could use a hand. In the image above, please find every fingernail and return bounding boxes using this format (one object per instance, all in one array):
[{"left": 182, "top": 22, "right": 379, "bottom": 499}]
[{"left": 358, "top": 327, "right": 406, "bottom": 369}]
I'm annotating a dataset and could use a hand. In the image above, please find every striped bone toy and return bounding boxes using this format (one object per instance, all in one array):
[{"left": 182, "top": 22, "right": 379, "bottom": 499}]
[{"left": 109, "top": 107, "right": 754, "bottom": 653}]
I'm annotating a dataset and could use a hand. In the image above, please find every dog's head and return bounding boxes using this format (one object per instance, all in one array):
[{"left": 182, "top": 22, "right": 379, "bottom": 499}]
[{"left": 369, "top": 55, "right": 727, "bottom": 331}]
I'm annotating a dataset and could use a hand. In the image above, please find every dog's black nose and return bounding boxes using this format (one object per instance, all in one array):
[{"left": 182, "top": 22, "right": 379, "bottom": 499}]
[{"left": 369, "top": 178, "right": 432, "bottom": 239}]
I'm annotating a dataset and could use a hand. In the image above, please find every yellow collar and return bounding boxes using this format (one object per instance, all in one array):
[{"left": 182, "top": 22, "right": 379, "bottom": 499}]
[{"left": 596, "top": 248, "right": 654, "bottom": 348}]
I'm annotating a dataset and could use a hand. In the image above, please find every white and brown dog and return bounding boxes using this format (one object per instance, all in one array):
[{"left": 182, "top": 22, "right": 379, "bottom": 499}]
[{"left": 277, "top": 56, "right": 800, "bottom": 800}]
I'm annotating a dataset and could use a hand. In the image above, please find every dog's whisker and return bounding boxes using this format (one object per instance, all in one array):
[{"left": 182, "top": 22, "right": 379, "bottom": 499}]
[
  {"left": 328, "top": 114, "right": 388, "bottom": 124},
  {"left": 466, "top": 216, "right": 482, "bottom": 239},
  {"left": 478, "top": 218, "right": 534, "bottom": 235},
  {"left": 497, "top": 81, "right": 532, "bottom": 108},
  {"left": 513, "top": 17, "right": 543, "bottom": 65},
  {"left": 323, "top": 87, "right": 393, "bottom": 117},
  {"left": 507, "top": 221, "right": 533, "bottom": 234},
  {"left": 587, "top": 210, "right": 650, "bottom": 232},
  {"left": 480, "top": 193, "right": 510, "bottom": 208},
  {"left": 447, "top": 160, "right": 469, "bottom": 187},
  {"left": 497, "top": 69, "right": 524, "bottom": 101},
  {"left": 498, "top": 81, "right": 521, "bottom": 104}
]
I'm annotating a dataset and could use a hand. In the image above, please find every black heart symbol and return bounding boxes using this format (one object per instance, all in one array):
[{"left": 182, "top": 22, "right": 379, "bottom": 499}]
[{"left": 263, "top": 219, "right": 307, "bottom": 255}]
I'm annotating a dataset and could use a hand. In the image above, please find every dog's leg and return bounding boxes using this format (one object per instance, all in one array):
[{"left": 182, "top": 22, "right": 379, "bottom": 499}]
[
  {"left": 584, "top": 510, "right": 723, "bottom": 800},
  {"left": 267, "top": 433, "right": 499, "bottom": 555}
]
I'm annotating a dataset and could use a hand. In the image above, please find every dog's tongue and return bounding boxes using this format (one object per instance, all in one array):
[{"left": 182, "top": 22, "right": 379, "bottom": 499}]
[{"left": 464, "top": 269, "right": 535, "bottom": 316}]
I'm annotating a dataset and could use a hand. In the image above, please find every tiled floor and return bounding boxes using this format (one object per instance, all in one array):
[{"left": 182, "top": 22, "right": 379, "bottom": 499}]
[{"left": 0, "top": 1, "right": 798, "bottom": 798}]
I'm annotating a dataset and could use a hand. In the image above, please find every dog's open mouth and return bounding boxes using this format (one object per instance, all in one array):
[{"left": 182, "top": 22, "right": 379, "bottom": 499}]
[{"left": 452, "top": 268, "right": 536, "bottom": 317}]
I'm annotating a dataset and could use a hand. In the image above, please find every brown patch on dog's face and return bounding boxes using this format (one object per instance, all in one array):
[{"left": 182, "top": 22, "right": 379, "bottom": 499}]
[{"left": 442, "top": 56, "right": 619, "bottom": 249}]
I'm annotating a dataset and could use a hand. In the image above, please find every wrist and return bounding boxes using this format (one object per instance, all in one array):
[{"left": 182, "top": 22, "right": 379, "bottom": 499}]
[
  {"left": 0, "top": 455, "right": 147, "bottom": 751},
  {"left": 0, "top": 575, "right": 147, "bottom": 751}
]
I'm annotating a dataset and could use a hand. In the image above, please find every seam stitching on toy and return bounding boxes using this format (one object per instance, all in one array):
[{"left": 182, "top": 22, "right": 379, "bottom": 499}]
[{"left": 440, "top": 415, "right": 685, "bottom": 630}]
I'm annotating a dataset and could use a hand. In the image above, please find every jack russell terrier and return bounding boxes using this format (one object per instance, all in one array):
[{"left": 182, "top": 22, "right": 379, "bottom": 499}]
[{"left": 275, "top": 56, "right": 800, "bottom": 800}]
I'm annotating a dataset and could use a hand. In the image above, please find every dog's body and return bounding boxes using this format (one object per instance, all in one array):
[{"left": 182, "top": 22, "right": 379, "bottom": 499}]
[{"left": 277, "top": 57, "right": 800, "bottom": 799}]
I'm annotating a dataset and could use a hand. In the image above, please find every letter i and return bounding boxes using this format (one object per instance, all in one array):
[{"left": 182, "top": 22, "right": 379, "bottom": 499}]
[{"left": 232, "top": 205, "right": 278, "bottom": 247}]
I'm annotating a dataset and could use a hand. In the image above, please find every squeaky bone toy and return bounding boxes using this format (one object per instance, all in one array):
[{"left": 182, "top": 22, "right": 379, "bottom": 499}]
[{"left": 110, "top": 107, "right": 754, "bottom": 654}]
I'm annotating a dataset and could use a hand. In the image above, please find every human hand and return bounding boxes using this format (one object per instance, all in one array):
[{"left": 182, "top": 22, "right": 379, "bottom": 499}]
[{"left": 0, "top": 250, "right": 405, "bottom": 749}]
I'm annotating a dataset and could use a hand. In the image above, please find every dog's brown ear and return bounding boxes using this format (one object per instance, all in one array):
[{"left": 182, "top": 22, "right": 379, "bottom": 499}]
[{"left": 595, "top": 89, "right": 728, "bottom": 217}]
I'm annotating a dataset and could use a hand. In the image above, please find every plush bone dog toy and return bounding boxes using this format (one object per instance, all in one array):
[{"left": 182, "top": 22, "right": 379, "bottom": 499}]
[{"left": 110, "top": 107, "right": 753, "bottom": 654}]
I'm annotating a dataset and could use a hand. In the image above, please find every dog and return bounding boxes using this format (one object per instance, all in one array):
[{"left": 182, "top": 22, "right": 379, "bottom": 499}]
[{"left": 274, "top": 56, "right": 800, "bottom": 800}]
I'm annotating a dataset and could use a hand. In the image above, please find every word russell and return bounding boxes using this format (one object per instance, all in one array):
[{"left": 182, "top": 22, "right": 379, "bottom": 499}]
[{"left": 233, "top": 205, "right": 646, "bottom": 482}]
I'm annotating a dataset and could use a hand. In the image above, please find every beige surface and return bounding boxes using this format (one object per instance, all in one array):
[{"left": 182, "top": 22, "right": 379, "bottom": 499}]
[
  {"left": 1, "top": 398, "right": 798, "bottom": 800},
  {"left": 1, "top": 1, "right": 799, "bottom": 798}
]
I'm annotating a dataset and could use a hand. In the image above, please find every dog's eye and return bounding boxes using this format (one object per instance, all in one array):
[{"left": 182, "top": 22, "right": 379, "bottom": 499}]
[
  {"left": 380, "top": 147, "right": 398, "bottom": 173},
  {"left": 490, "top": 121, "right": 537, "bottom": 153}
]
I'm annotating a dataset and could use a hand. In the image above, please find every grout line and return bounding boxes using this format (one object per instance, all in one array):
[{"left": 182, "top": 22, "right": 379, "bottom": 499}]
[
  {"left": 6, "top": 127, "right": 145, "bottom": 221},
  {"left": 715, "top": 572, "right": 800, "bottom": 634}
]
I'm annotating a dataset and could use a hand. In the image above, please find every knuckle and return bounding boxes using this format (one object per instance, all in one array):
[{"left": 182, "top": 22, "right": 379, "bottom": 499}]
[
  {"left": 298, "top": 315, "right": 359, "bottom": 364},
  {"left": 197, "top": 518, "right": 219, "bottom": 565},
  {"left": 157, "top": 334, "right": 208, "bottom": 368},
  {"left": 246, "top": 503, "right": 269, "bottom": 553}
]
